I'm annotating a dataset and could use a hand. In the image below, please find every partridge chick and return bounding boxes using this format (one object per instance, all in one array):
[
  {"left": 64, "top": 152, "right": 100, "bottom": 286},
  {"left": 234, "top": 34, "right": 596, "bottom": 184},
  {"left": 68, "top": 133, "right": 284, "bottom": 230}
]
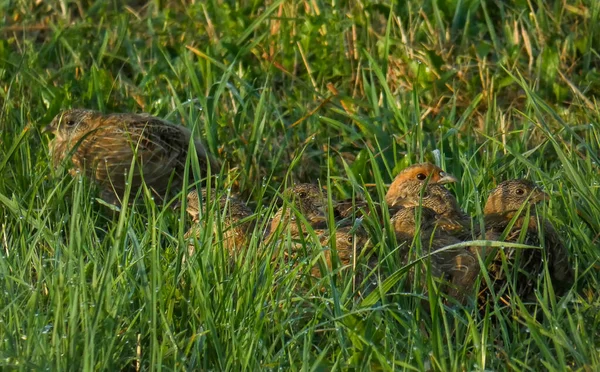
[
  {"left": 391, "top": 206, "right": 479, "bottom": 304},
  {"left": 266, "top": 183, "right": 327, "bottom": 240},
  {"left": 482, "top": 179, "right": 574, "bottom": 300},
  {"left": 310, "top": 226, "right": 371, "bottom": 278},
  {"left": 185, "top": 189, "right": 254, "bottom": 257},
  {"left": 46, "top": 109, "right": 219, "bottom": 203},
  {"left": 335, "top": 162, "right": 457, "bottom": 219},
  {"left": 385, "top": 162, "right": 458, "bottom": 206}
]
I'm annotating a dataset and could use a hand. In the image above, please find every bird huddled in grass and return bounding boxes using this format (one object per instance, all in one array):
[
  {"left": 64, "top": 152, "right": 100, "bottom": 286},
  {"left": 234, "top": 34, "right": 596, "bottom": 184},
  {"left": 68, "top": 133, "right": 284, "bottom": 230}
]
[
  {"left": 388, "top": 179, "right": 472, "bottom": 236},
  {"left": 309, "top": 225, "right": 371, "bottom": 279},
  {"left": 185, "top": 188, "right": 255, "bottom": 257},
  {"left": 481, "top": 179, "right": 574, "bottom": 300},
  {"left": 45, "top": 109, "right": 220, "bottom": 204},
  {"left": 265, "top": 183, "right": 328, "bottom": 240},
  {"left": 384, "top": 162, "right": 471, "bottom": 236},
  {"left": 385, "top": 162, "right": 458, "bottom": 207},
  {"left": 335, "top": 162, "right": 458, "bottom": 219},
  {"left": 391, "top": 206, "right": 479, "bottom": 304}
]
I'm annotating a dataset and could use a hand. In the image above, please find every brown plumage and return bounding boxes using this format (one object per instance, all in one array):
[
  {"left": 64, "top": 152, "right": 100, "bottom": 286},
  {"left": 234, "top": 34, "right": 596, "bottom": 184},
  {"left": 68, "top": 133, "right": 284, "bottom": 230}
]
[
  {"left": 385, "top": 162, "right": 458, "bottom": 207},
  {"left": 45, "top": 109, "right": 220, "bottom": 203},
  {"left": 386, "top": 179, "right": 471, "bottom": 236},
  {"left": 391, "top": 206, "right": 479, "bottom": 304},
  {"left": 481, "top": 179, "right": 574, "bottom": 300},
  {"left": 335, "top": 162, "right": 457, "bottom": 219},
  {"left": 266, "top": 184, "right": 327, "bottom": 240},
  {"left": 310, "top": 226, "right": 371, "bottom": 279},
  {"left": 185, "top": 189, "right": 255, "bottom": 257}
]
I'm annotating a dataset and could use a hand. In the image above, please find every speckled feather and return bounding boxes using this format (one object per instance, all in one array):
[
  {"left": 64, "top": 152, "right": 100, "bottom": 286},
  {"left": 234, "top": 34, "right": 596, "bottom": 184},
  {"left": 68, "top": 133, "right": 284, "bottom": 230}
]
[
  {"left": 481, "top": 179, "right": 574, "bottom": 300},
  {"left": 387, "top": 179, "right": 472, "bottom": 236},
  {"left": 47, "top": 109, "right": 220, "bottom": 202},
  {"left": 266, "top": 184, "right": 328, "bottom": 240},
  {"left": 335, "top": 162, "right": 458, "bottom": 220},
  {"left": 185, "top": 189, "right": 254, "bottom": 256},
  {"left": 391, "top": 206, "right": 479, "bottom": 303}
]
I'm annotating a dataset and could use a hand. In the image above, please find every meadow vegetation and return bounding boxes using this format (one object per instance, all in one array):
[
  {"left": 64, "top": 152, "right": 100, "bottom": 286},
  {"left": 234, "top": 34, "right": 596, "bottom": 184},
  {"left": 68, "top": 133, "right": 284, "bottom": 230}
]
[{"left": 1, "top": 0, "right": 599, "bottom": 369}]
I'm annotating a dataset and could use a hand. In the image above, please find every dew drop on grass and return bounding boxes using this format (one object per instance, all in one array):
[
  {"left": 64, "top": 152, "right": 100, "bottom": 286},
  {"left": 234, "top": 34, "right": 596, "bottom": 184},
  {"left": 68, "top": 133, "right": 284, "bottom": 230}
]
[{"left": 42, "top": 324, "right": 52, "bottom": 334}]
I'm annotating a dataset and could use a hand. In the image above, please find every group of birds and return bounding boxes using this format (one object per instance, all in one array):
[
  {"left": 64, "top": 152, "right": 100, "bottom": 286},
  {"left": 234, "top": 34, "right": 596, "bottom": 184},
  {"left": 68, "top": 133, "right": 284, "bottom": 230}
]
[{"left": 45, "top": 108, "right": 575, "bottom": 306}]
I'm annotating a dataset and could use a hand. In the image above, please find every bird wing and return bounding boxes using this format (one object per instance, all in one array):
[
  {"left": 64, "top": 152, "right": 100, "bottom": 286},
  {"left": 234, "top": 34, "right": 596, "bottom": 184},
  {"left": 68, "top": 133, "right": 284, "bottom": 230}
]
[
  {"left": 541, "top": 220, "right": 574, "bottom": 294},
  {"left": 76, "top": 116, "right": 189, "bottom": 195}
]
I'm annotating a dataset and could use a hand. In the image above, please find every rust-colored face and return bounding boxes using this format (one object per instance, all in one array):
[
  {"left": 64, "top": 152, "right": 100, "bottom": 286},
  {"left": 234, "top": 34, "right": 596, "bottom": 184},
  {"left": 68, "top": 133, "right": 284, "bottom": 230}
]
[
  {"left": 484, "top": 179, "right": 549, "bottom": 215},
  {"left": 392, "top": 163, "right": 458, "bottom": 185},
  {"left": 386, "top": 163, "right": 457, "bottom": 207}
]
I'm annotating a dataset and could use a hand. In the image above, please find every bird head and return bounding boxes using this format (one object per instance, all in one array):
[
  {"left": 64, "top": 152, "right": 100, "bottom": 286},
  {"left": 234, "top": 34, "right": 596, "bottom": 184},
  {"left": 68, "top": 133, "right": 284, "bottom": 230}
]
[
  {"left": 386, "top": 163, "right": 457, "bottom": 207},
  {"left": 330, "top": 226, "right": 368, "bottom": 249},
  {"left": 394, "top": 163, "right": 458, "bottom": 185},
  {"left": 484, "top": 179, "right": 549, "bottom": 215},
  {"left": 284, "top": 183, "right": 327, "bottom": 223},
  {"left": 44, "top": 109, "right": 99, "bottom": 142}
]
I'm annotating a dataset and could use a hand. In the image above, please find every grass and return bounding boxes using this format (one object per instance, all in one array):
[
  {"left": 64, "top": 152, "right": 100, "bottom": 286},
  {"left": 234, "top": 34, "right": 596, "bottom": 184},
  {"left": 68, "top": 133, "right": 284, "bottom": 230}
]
[{"left": 1, "top": 0, "right": 599, "bottom": 369}]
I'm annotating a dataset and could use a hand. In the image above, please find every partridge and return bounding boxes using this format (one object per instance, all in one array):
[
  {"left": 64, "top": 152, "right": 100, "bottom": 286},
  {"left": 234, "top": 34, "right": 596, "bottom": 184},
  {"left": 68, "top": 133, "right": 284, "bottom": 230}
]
[
  {"left": 387, "top": 179, "right": 471, "bottom": 235},
  {"left": 481, "top": 179, "right": 574, "bottom": 300},
  {"left": 310, "top": 226, "right": 371, "bottom": 279},
  {"left": 185, "top": 189, "right": 254, "bottom": 257},
  {"left": 266, "top": 183, "right": 327, "bottom": 240},
  {"left": 391, "top": 206, "right": 479, "bottom": 304},
  {"left": 45, "top": 109, "right": 219, "bottom": 203},
  {"left": 335, "top": 162, "right": 458, "bottom": 219}
]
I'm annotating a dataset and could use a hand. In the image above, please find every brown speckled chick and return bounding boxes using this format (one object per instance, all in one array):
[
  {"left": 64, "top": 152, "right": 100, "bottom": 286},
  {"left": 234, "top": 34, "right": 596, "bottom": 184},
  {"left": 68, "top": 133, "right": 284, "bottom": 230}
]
[
  {"left": 266, "top": 184, "right": 328, "bottom": 240},
  {"left": 45, "top": 109, "right": 220, "bottom": 204},
  {"left": 335, "top": 162, "right": 458, "bottom": 219},
  {"left": 385, "top": 163, "right": 458, "bottom": 206},
  {"left": 392, "top": 206, "right": 479, "bottom": 304},
  {"left": 185, "top": 189, "right": 254, "bottom": 257},
  {"left": 387, "top": 179, "right": 471, "bottom": 236},
  {"left": 310, "top": 226, "right": 371, "bottom": 279},
  {"left": 482, "top": 179, "right": 574, "bottom": 300}
]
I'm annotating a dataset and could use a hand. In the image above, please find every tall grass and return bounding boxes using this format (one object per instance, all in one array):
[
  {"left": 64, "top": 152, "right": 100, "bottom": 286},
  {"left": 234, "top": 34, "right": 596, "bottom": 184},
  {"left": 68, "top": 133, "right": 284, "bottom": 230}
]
[{"left": 1, "top": 0, "right": 599, "bottom": 369}]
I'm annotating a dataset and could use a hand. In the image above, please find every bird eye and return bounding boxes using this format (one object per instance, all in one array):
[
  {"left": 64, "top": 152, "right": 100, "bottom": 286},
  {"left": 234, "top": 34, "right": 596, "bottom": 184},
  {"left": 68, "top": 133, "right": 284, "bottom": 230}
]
[
  {"left": 65, "top": 119, "right": 76, "bottom": 127},
  {"left": 416, "top": 173, "right": 427, "bottom": 181},
  {"left": 515, "top": 189, "right": 525, "bottom": 195},
  {"left": 346, "top": 236, "right": 353, "bottom": 244},
  {"left": 298, "top": 191, "right": 307, "bottom": 198}
]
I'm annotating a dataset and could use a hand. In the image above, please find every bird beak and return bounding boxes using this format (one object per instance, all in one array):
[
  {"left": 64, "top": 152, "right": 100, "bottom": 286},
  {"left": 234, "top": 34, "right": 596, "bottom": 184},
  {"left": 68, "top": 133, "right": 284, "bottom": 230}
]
[
  {"left": 438, "top": 172, "right": 458, "bottom": 184},
  {"left": 42, "top": 125, "right": 55, "bottom": 134},
  {"left": 533, "top": 190, "right": 550, "bottom": 203}
]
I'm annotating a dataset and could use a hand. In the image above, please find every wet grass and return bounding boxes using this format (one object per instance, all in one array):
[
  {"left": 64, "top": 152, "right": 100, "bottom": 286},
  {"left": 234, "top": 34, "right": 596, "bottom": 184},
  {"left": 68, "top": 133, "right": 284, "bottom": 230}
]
[{"left": 1, "top": 0, "right": 599, "bottom": 369}]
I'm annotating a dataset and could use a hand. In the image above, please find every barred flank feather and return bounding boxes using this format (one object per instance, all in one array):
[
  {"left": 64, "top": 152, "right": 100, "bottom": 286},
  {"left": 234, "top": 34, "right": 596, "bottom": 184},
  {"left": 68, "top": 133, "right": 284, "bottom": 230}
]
[{"left": 47, "top": 109, "right": 220, "bottom": 203}]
